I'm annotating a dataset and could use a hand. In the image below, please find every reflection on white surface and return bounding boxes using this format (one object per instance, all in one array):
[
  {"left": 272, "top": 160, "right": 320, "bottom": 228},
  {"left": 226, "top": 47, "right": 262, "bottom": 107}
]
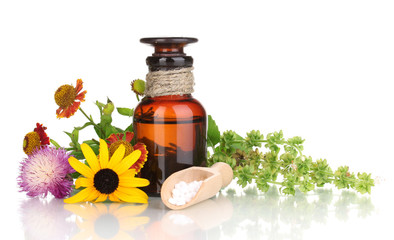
[
  {"left": 219, "top": 186, "right": 374, "bottom": 240},
  {"left": 64, "top": 203, "right": 149, "bottom": 239},
  {"left": 19, "top": 186, "right": 376, "bottom": 240},
  {"left": 19, "top": 198, "right": 76, "bottom": 240}
]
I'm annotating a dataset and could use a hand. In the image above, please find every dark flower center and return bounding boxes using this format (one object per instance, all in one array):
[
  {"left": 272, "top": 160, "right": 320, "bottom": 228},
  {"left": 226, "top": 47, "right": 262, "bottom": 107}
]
[{"left": 94, "top": 169, "right": 119, "bottom": 194}]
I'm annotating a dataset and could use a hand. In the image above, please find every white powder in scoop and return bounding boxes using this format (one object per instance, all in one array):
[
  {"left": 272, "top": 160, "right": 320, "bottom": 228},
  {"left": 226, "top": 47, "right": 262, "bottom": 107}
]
[{"left": 168, "top": 180, "right": 203, "bottom": 206}]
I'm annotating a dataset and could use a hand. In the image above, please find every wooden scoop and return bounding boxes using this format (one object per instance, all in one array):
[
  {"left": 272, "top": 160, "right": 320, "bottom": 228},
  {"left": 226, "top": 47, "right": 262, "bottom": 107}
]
[{"left": 161, "top": 162, "right": 233, "bottom": 210}]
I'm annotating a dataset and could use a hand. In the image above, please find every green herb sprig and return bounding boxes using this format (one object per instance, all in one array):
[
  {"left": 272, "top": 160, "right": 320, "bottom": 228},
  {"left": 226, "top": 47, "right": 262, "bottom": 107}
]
[
  {"left": 206, "top": 115, "right": 374, "bottom": 195},
  {"left": 51, "top": 98, "right": 135, "bottom": 159}
]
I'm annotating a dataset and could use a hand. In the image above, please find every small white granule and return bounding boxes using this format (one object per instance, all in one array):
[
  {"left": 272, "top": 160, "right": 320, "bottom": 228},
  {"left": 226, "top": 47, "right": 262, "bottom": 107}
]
[{"left": 168, "top": 180, "right": 203, "bottom": 206}]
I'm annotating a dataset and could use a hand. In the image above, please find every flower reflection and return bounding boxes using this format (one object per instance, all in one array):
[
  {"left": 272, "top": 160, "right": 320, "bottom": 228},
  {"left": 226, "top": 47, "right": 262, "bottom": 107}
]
[
  {"left": 19, "top": 185, "right": 376, "bottom": 240},
  {"left": 20, "top": 198, "right": 75, "bottom": 240},
  {"left": 64, "top": 203, "right": 149, "bottom": 240}
]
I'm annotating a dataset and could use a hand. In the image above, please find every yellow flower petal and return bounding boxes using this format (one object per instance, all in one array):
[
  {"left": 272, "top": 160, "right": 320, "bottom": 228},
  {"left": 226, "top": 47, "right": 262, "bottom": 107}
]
[
  {"left": 109, "top": 193, "right": 121, "bottom": 202},
  {"left": 85, "top": 189, "right": 101, "bottom": 202},
  {"left": 114, "top": 190, "right": 148, "bottom": 204},
  {"left": 75, "top": 177, "right": 93, "bottom": 189},
  {"left": 68, "top": 157, "right": 94, "bottom": 179},
  {"left": 81, "top": 143, "right": 100, "bottom": 173},
  {"left": 113, "top": 150, "right": 141, "bottom": 175},
  {"left": 99, "top": 139, "right": 109, "bottom": 168},
  {"left": 107, "top": 144, "right": 125, "bottom": 169},
  {"left": 95, "top": 194, "right": 108, "bottom": 203},
  {"left": 119, "top": 169, "right": 137, "bottom": 177},
  {"left": 64, "top": 187, "right": 94, "bottom": 204},
  {"left": 119, "top": 176, "right": 150, "bottom": 188},
  {"left": 117, "top": 186, "right": 149, "bottom": 200}
]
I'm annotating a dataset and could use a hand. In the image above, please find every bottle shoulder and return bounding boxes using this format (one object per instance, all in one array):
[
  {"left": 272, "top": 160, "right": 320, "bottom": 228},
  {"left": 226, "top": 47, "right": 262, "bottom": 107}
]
[{"left": 134, "top": 95, "right": 206, "bottom": 122}]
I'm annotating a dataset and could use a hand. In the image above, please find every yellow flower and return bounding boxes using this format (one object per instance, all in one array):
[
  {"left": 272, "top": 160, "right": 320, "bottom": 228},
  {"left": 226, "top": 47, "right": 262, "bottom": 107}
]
[{"left": 64, "top": 139, "right": 150, "bottom": 204}]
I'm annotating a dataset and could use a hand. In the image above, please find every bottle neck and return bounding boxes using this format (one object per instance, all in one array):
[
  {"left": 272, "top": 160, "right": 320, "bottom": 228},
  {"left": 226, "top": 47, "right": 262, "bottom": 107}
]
[
  {"left": 140, "top": 37, "right": 197, "bottom": 96},
  {"left": 144, "top": 67, "right": 195, "bottom": 98},
  {"left": 146, "top": 56, "right": 193, "bottom": 72}
]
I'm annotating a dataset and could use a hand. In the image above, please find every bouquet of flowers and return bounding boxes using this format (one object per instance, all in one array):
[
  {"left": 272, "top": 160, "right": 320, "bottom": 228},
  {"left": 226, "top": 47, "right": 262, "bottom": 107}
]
[
  {"left": 17, "top": 78, "right": 375, "bottom": 203},
  {"left": 18, "top": 79, "right": 149, "bottom": 203}
]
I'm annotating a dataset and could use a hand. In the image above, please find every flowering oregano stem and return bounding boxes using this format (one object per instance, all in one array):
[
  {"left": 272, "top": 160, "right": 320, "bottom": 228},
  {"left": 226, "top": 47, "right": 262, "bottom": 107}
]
[{"left": 206, "top": 118, "right": 375, "bottom": 195}]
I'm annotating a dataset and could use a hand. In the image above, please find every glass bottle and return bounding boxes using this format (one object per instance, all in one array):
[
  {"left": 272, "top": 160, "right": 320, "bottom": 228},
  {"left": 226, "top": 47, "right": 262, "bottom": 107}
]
[{"left": 133, "top": 37, "right": 207, "bottom": 195}]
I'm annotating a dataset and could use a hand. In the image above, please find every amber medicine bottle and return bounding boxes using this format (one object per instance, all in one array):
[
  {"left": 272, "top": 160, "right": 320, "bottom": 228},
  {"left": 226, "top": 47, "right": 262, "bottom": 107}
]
[{"left": 133, "top": 37, "right": 207, "bottom": 195}]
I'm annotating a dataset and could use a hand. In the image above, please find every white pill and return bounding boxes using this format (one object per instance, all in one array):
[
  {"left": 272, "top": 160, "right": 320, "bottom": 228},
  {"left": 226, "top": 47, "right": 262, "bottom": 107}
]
[
  {"left": 168, "top": 197, "right": 177, "bottom": 205},
  {"left": 169, "top": 180, "right": 204, "bottom": 206}
]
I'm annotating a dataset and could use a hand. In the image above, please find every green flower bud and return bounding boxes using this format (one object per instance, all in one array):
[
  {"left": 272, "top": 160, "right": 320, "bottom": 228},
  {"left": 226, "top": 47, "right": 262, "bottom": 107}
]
[
  {"left": 103, "top": 100, "right": 115, "bottom": 115},
  {"left": 131, "top": 79, "right": 146, "bottom": 96}
]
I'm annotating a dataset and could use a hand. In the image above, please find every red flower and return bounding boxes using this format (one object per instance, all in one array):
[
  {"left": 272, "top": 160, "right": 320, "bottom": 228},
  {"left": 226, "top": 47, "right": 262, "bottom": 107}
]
[
  {"left": 23, "top": 123, "right": 50, "bottom": 155},
  {"left": 34, "top": 123, "right": 50, "bottom": 145},
  {"left": 106, "top": 132, "right": 148, "bottom": 174},
  {"left": 55, "top": 79, "right": 86, "bottom": 118}
]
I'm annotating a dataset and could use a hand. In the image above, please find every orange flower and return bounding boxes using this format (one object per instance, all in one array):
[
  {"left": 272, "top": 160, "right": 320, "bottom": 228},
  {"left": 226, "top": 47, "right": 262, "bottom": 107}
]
[
  {"left": 106, "top": 132, "right": 148, "bottom": 174},
  {"left": 54, "top": 79, "right": 86, "bottom": 118},
  {"left": 23, "top": 123, "right": 50, "bottom": 155}
]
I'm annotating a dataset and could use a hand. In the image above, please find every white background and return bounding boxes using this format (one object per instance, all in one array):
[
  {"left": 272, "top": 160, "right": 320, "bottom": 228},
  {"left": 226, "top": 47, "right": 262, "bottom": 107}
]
[{"left": 1, "top": 0, "right": 393, "bottom": 239}]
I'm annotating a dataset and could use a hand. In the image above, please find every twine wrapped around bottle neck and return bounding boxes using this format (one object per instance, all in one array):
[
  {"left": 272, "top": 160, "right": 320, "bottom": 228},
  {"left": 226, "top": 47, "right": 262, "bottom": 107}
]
[{"left": 144, "top": 67, "right": 195, "bottom": 97}]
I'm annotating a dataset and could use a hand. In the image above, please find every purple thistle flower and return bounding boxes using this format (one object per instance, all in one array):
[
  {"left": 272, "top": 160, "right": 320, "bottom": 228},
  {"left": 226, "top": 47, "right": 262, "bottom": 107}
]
[{"left": 18, "top": 146, "right": 75, "bottom": 199}]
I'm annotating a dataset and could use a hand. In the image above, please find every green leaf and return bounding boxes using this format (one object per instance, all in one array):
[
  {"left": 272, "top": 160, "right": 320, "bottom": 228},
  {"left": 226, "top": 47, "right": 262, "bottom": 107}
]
[
  {"left": 207, "top": 115, "right": 220, "bottom": 148},
  {"left": 124, "top": 123, "right": 134, "bottom": 133},
  {"left": 105, "top": 125, "right": 119, "bottom": 138},
  {"left": 75, "top": 122, "right": 95, "bottom": 131},
  {"left": 244, "top": 130, "right": 264, "bottom": 149},
  {"left": 310, "top": 159, "right": 333, "bottom": 187},
  {"left": 72, "top": 128, "right": 79, "bottom": 144},
  {"left": 236, "top": 165, "right": 254, "bottom": 188},
  {"left": 94, "top": 125, "right": 104, "bottom": 139},
  {"left": 299, "top": 177, "right": 315, "bottom": 193},
  {"left": 95, "top": 100, "right": 105, "bottom": 115},
  {"left": 117, "top": 107, "right": 134, "bottom": 117},
  {"left": 71, "top": 172, "right": 82, "bottom": 179},
  {"left": 64, "top": 129, "right": 80, "bottom": 150},
  {"left": 50, "top": 139, "right": 61, "bottom": 149},
  {"left": 355, "top": 172, "right": 374, "bottom": 194},
  {"left": 256, "top": 181, "right": 270, "bottom": 193},
  {"left": 256, "top": 169, "right": 272, "bottom": 192},
  {"left": 64, "top": 131, "right": 72, "bottom": 139}
]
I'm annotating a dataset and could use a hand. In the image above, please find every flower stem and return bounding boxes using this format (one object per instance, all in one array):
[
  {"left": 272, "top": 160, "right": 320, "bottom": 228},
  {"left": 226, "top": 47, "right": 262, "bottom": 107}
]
[
  {"left": 78, "top": 108, "right": 105, "bottom": 137},
  {"left": 79, "top": 107, "right": 93, "bottom": 122}
]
